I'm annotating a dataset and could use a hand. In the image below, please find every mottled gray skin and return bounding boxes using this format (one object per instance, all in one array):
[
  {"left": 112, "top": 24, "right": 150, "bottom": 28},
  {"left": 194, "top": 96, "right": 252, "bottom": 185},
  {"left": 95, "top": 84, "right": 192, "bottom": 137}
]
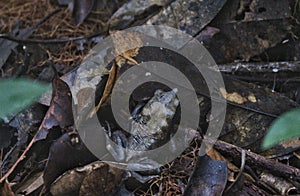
[
  {"left": 106, "top": 88, "right": 179, "bottom": 170},
  {"left": 129, "top": 88, "right": 179, "bottom": 151}
]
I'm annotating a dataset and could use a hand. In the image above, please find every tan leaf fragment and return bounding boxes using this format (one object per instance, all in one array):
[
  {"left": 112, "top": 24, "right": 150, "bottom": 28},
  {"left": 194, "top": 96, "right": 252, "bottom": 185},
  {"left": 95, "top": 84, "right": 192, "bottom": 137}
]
[
  {"left": 220, "top": 87, "right": 247, "bottom": 104},
  {"left": 247, "top": 94, "right": 257, "bottom": 103}
]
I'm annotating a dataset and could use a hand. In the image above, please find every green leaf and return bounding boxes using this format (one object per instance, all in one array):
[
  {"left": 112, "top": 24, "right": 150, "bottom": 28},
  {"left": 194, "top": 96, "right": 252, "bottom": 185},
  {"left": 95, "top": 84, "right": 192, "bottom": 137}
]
[
  {"left": 0, "top": 79, "right": 49, "bottom": 118},
  {"left": 262, "top": 107, "right": 300, "bottom": 149}
]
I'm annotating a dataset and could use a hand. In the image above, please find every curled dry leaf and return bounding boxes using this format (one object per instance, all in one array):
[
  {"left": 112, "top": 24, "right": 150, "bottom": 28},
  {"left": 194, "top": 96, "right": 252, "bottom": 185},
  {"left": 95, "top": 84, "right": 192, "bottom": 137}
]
[{"left": 92, "top": 63, "right": 117, "bottom": 116}]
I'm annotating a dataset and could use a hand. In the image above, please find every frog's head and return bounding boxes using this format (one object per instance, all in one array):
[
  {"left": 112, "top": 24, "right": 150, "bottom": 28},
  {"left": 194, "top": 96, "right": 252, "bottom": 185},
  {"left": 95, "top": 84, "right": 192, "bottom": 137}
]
[
  {"left": 154, "top": 88, "right": 179, "bottom": 113},
  {"left": 142, "top": 88, "right": 179, "bottom": 120},
  {"left": 134, "top": 88, "right": 180, "bottom": 135}
]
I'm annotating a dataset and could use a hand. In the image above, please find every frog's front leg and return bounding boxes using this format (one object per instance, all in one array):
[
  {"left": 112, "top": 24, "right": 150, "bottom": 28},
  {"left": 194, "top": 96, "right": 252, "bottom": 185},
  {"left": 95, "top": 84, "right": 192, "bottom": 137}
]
[
  {"left": 105, "top": 129, "right": 161, "bottom": 171},
  {"left": 105, "top": 130, "right": 127, "bottom": 162},
  {"left": 105, "top": 130, "right": 159, "bottom": 183},
  {"left": 129, "top": 170, "right": 159, "bottom": 183}
]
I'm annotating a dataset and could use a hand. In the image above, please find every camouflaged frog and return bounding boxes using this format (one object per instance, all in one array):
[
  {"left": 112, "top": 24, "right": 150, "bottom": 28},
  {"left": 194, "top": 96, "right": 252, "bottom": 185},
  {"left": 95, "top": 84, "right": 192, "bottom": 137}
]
[{"left": 106, "top": 88, "right": 179, "bottom": 170}]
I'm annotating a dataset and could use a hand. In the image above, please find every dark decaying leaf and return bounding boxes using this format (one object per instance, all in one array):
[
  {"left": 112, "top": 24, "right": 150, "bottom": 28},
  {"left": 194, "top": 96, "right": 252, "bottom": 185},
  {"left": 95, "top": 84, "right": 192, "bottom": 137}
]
[
  {"left": 236, "top": 0, "right": 290, "bottom": 22},
  {"left": 184, "top": 155, "right": 228, "bottom": 196},
  {"left": 0, "top": 23, "right": 34, "bottom": 69},
  {"left": 0, "top": 79, "right": 49, "bottom": 118},
  {"left": 35, "top": 77, "right": 73, "bottom": 141},
  {"left": 212, "top": 20, "right": 290, "bottom": 61},
  {"left": 73, "top": 0, "right": 95, "bottom": 25},
  {"left": 43, "top": 132, "right": 97, "bottom": 192},
  {"left": 9, "top": 103, "right": 48, "bottom": 147},
  {"left": 109, "top": 0, "right": 173, "bottom": 30},
  {"left": 0, "top": 124, "right": 13, "bottom": 149},
  {"left": 200, "top": 0, "right": 291, "bottom": 62},
  {"left": 149, "top": 0, "right": 227, "bottom": 36},
  {"left": 49, "top": 164, "right": 92, "bottom": 195},
  {"left": 79, "top": 163, "right": 125, "bottom": 196},
  {"left": 49, "top": 160, "right": 125, "bottom": 195},
  {"left": 219, "top": 76, "right": 299, "bottom": 154}
]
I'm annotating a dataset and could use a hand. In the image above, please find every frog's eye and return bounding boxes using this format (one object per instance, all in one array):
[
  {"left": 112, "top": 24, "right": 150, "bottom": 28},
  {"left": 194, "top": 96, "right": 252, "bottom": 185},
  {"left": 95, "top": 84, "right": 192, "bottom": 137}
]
[{"left": 154, "top": 89, "right": 163, "bottom": 96}]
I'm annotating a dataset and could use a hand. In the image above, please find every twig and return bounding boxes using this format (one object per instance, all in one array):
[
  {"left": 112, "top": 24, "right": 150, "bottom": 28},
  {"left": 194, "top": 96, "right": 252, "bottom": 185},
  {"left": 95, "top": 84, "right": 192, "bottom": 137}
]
[
  {"left": 216, "top": 61, "right": 300, "bottom": 73},
  {"left": 0, "top": 135, "right": 35, "bottom": 183},
  {"left": 0, "top": 21, "right": 104, "bottom": 45},
  {"left": 225, "top": 150, "right": 246, "bottom": 193},
  {"left": 226, "top": 75, "right": 300, "bottom": 83},
  {"left": 31, "top": 9, "right": 62, "bottom": 30},
  {"left": 203, "top": 136, "right": 300, "bottom": 182},
  {"left": 0, "top": 31, "right": 104, "bottom": 44}
]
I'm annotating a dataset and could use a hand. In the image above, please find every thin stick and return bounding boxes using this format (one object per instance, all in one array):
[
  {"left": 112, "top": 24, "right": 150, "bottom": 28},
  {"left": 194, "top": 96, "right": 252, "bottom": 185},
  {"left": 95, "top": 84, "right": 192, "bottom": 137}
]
[
  {"left": 216, "top": 61, "right": 300, "bottom": 73},
  {"left": 0, "top": 31, "right": 104, "bottom": 44},
  {"left": 203, "top": 136, "right": 300, "bottom": 182},
  {"left": 0, "top": 135, "right": 35, "bottom": 183}
]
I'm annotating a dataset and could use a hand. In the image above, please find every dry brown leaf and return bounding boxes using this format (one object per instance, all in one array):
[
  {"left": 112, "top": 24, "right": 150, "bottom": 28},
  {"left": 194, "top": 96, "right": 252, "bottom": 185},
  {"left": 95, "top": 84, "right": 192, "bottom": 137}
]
[
  {"left": 90, "top": 63, "right": 117, "bottom": 116},
  {"left": 110, "top": 30, "right": 142, "bottom": 66},
  {"left": 207, "top": 148, "right": 240, "bottom": 173}
]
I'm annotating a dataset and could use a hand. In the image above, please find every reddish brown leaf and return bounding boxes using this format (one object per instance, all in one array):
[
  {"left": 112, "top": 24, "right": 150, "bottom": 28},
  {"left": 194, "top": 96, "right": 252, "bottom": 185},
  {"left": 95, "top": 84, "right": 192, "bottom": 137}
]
[{"left": 35, "top": 77, "right": 73, "bottom": 141}]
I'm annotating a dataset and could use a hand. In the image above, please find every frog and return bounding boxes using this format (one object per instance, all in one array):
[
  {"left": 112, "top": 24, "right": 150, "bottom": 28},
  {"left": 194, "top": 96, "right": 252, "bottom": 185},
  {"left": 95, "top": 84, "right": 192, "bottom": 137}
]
[{"left": 105, "top": 88, "right": 180, "bottom": 171}]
